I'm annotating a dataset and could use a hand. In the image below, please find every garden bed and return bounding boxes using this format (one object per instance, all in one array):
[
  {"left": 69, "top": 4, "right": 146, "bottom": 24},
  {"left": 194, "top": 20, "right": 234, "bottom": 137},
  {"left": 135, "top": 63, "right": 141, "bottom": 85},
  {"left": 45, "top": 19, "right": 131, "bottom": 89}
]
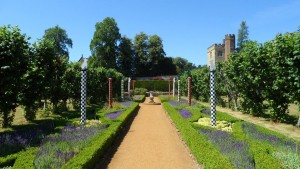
[
  {"left": 0, "top": 102, "right": 139, "bottom": 169},
  {"left": 162, "top": 99, "right": 300, "bottom": 169}
]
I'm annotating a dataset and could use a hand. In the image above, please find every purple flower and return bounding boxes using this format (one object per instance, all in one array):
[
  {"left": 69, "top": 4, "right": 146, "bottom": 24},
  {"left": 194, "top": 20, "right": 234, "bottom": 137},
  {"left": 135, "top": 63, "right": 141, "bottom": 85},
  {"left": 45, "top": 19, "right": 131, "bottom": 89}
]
[
  {"left": 198, "top": 128, "right": 255, "bottom": 168},
  {"left": 169, "top": 100, "right": 179, "bottom": 107},
  {"left": 179, "top": 109, "right": 192, "bottom": 118},
  {"left": 121, "top": 101, "right": 134, "bottom": 107},
  {"left": 242, "top": 123, "right": 300, "bottom": 154},
  {"left": 201, "top": 109, "right": 210, "bottom": 116},
  {"left": 134, "top": 95, "right": 141, "bottom": 99},
  {"left": 106, "top": 110, "right": 125, "bottom": 120}
]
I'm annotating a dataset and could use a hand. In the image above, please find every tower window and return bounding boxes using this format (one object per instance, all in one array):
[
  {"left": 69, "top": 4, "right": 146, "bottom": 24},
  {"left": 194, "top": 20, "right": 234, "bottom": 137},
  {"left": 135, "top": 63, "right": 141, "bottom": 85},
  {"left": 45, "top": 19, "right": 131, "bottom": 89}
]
[{"left": 217, "top": 51, "right": 223, "bottom": 57}]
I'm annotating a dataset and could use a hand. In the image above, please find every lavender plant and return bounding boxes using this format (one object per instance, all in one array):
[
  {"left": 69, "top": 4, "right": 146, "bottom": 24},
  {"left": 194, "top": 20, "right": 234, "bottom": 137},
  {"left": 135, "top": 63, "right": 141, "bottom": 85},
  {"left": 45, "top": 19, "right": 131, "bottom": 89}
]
[
  {"left": 34, "top": 125, "right": 106, "bottom": 169},
  {"left": 242, "top": 123, "right": 300, "bottom": 168},
  {"left": 198, "top": 128, "right": 255, "bottom": 168},
  {"left": 106, "top": 110, "right": 125, "bottom": 120},
  {"left": 179, "top": 109, "right": 192, "bottom": 119}
]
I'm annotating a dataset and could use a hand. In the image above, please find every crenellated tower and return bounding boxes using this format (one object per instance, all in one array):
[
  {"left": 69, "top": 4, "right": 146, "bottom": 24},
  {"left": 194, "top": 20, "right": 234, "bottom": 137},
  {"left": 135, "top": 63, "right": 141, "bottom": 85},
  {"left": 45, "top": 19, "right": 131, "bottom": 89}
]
[{"left": 224, "top": 34, "right": 235, "bottom": 61}]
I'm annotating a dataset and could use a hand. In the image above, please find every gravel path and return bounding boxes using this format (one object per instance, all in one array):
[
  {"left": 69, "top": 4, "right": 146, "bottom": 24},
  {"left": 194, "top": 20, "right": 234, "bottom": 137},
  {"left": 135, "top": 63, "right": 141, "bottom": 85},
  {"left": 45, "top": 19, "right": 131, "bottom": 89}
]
[{"left": 102, "top": 97, "right": 199, "bottom": 169}]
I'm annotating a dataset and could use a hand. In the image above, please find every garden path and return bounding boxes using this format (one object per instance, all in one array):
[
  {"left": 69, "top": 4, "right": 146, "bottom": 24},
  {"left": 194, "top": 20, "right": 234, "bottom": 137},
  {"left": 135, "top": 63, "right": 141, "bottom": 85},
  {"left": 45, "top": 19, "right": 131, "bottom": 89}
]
[{"left": 100, "top": 97, "right": 200, "bottom": 169}]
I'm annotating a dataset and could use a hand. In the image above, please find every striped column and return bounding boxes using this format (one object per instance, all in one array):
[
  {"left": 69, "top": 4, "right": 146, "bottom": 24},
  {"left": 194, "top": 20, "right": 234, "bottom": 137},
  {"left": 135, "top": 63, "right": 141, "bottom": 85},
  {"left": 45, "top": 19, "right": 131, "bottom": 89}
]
[
  {"left": 210, "top": 70, "right": 216, "bottom": 126},
  {"left": 80, "top": 69, "right": 87, "bottom": 125}
]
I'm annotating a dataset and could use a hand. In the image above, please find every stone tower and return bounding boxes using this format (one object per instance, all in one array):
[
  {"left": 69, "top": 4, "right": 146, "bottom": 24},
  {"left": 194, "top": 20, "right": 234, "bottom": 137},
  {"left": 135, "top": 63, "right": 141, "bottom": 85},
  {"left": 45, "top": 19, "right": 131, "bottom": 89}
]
[{"left": 224, "top": 34, "right": 235, "bottom": 61}]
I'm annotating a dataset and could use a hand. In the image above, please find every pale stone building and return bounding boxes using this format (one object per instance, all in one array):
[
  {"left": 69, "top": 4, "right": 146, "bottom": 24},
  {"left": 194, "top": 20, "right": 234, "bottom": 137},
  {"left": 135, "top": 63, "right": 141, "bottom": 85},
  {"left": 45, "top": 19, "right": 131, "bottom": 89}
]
[{"left": 207, "top": 34, "right": 235, "bottom": 67}]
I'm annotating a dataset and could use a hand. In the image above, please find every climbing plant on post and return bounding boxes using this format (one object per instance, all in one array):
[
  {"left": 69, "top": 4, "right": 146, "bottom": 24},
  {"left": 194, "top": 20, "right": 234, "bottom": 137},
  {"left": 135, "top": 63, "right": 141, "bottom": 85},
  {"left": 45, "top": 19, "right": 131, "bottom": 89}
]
[
  {"left": 128, "top": 77, "right": 131, "bottom": 98},
  {"left": 178, "top": 75, "right": 181, "bottom": 102},
  {"left": 210, "top": 60, "right": 216, "bottom": 127},
  {"left": 121, "top": 77, "right": 124, "bottom": 101},
  {"left": 168, "top": 79, "right": 171, "bottom": 95},
  {"left": 80, "top": 58, "right": 88, "bottom": 125},
  {"left": 188, "top": 70, "right": 192, "bottom": 106}
]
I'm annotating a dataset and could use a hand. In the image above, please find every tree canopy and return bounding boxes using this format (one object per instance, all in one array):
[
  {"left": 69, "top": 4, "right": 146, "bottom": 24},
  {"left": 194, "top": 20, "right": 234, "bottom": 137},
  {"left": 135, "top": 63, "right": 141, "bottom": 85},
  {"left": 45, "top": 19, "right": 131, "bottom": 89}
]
[
  {"left": 237, "top": 21, "right": 249, "bottom": 50},
  {"left": 90, "top": 17, "right": 121, "bottom": 69}
]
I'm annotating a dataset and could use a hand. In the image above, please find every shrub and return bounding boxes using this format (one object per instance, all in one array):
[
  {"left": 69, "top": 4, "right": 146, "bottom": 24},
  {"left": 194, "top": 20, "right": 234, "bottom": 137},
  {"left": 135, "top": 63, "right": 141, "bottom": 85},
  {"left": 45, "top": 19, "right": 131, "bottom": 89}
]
[
  {"left": 134, "top": 88, "right": 148, "bottom": 95},
  {"left": 163, "top": 102, "right": 232, "bottom": 168}
]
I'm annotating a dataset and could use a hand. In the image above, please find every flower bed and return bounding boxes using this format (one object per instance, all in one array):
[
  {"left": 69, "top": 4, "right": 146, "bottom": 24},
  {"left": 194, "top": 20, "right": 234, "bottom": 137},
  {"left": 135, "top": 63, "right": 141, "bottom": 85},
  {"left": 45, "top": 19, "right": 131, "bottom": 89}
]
[
  {"left": 106, "top": 110, "right": 125, "bottom": 120},
  {"left": 197, "top": 127, "right": 254, "bottom": 168},
  {"left": 178, "top": 109, "right": 192, "bottom": 119},
  {"left": 34, "top": 124, "right": 107, "bottom": 169}
]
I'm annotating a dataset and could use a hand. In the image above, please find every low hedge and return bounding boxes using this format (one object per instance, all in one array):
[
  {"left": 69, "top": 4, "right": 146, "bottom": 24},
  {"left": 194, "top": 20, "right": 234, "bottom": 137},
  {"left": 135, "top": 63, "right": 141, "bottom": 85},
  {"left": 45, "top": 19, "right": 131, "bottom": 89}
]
[
  {"left": 12, "top": 148, "right": 38, "bottom": 169},
  {"left": 162, "top": 102, "right": 232, "bottom": 168},
  {"left": 135, "top": 80, "right": 175, "bottom": 91},
  {"left": 133, "top": 95, "right": 145, "bottom": 103},
  {"left": 11, "top": 103, "right": 138, "bottom": 169},
  {"left": 61, "top": 102, "right": 139, "bottom": 169},
  {"left": 0, "top": 154, "right": 17, "bottom": 168},
  {"left": 189, "top": 105, "right": 284, "bottom": 168}
]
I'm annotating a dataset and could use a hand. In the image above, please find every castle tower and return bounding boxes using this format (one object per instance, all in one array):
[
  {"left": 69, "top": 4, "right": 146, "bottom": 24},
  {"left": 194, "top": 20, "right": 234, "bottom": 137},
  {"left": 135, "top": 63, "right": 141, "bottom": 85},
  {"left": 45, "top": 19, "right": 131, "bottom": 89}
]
[{"left": 224, "top": 34, "right": 235, "bottom": 61}]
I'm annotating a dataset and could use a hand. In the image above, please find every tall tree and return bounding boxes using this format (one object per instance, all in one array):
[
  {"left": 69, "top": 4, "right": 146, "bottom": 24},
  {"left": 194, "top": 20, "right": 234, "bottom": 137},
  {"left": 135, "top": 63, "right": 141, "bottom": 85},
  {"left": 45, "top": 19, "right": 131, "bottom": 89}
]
[
  {"left": 172, "top": 57, "right": 196, "bottom": 74},
  {"left": 43, "top": 26, "right": 72, "bottom": 113},
  {"left": 117, "top": 36, "right": 134, "bottom": 76},
  {"left": 148, "top": 35, "right": 165, "bottom": 75},
  {"left": 0, "top": 25, "right": 30, "bottom": 127},
  {"left": 90, "top": 17, "right": 121, "bottom": 69},
  {"left": 43, "top": 25, "right": 73, "bottom": 59},
  {"left": 133, "top": 32, "right": 149, "bottom": 76},
  {"left": 237, "top": 21, "right": 249, "bottom": 50}
]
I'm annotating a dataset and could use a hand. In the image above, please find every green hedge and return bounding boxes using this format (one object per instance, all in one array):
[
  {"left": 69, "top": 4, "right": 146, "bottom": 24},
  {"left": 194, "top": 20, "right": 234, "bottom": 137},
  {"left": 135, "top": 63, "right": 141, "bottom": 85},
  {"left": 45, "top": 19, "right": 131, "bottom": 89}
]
[
  {"left": 61, "top": 102, "right": 139, "bottom": 169},
  {"left": 162, "top": 102, "right": 232, "bottom": 168},
  {"left": 11, "top": 103, "right": 138, "bottom": 169},
  {"left": 0, "top": 154, "right": 17, "bottom": 168},
  {"left": 12, "top": 148, "right": 38, "bottom": 169},
  {"left": 135, "top": 80, "right": 176, "bottom": 92},
  {"left": 133, "top": 95, "right": 145, "bottom": 103}
]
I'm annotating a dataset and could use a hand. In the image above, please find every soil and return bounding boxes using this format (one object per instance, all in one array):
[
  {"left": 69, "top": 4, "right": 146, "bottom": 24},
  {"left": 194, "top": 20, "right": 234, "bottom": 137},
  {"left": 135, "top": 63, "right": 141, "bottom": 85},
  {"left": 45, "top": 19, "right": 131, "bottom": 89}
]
[{"left": 96, "top": 97, "right": 200, "bottom": 169}]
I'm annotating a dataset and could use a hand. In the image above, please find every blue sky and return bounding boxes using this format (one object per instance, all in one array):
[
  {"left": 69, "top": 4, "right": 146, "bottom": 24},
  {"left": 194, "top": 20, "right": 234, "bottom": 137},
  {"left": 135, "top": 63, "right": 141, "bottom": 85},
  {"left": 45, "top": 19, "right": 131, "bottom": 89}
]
[{"left": 1, "top": 0, "right": 299, "bottom": 66}]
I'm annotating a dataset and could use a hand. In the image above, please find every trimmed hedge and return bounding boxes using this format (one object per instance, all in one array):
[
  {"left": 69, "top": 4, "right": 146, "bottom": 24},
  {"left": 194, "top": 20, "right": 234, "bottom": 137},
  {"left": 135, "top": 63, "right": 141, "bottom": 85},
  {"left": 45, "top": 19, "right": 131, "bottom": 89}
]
[
  {"left": 162, "top": 102, "right": 232, "bottom": 168},
  {"left": 12, "top": 148, "right": 38, "bottom": 169},
  {"left": 61, "top": 102, "right": 139, "bottom": 169},
  {"left": 135, "top": 80, "right": 176, "bottom": 92},
  {"left": 11, "top": 103, "right": 138, "bottom": 169},
  {"left": 0, "top": 154, "right": 17, "bottom": 168},
  {"left": 232, "top": 122, "right": 281, "bottom": 168},
  {"left": 133, "top": 95, "right": 145, "bottom": 103}
]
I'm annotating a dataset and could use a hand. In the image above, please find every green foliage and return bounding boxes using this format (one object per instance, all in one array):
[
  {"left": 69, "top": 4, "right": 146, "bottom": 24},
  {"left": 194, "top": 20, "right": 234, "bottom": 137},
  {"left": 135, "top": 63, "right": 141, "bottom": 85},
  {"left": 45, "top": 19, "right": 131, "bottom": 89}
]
[
  {"left": 0, "top": 25, "right": 31, "bottom": 127},
  {"left": 237, "top": 21, "right": 249, "bottom": 50},
  {"left": 134, "top": 88, "right": 148, "bottom": 95},
  {"left": 87, "top": 67, "right": 123, "bottom": 104},
  {"left": 135, "top": 80, "right": 170, "bottom": 91},
  {"left": 13, "top": 148, "right": 39, "bottom": 169},
  {"left": 163, "top": 102, "right": 233, "bottom": 168},
  {"left": 117, "top": 36, "right": 134, "bottom": 76},
  {"left": 133, "top": 95, "right": 145, "bottom": 102},
  {"left": 90, "top": 17, "right": 121, "bottom": 69},
  {"left": 172, "top": 57, "right": 197, "bottom": 74},
  {"left": 43, "top": 25, "right": 73, "bottom": 59},
  {"left": 133, "top": 32, "right": 149, "bottom": 76},
  {"left": 61, "top": 103, "right": 138, "bottom": 169}
]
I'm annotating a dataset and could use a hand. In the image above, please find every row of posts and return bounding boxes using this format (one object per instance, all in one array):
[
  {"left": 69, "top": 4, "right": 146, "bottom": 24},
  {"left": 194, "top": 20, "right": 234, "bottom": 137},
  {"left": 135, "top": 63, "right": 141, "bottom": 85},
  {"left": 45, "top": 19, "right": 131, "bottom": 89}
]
[{"left": 80, "top": 58, "right": 216, "bottom": 127}]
